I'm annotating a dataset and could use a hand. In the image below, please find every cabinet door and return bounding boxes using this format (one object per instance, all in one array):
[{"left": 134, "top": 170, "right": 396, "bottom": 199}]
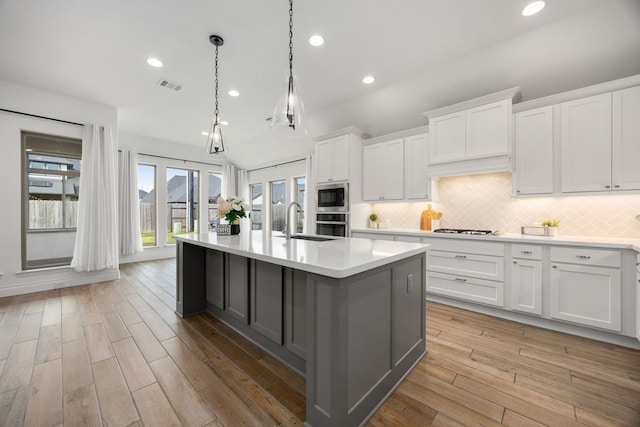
[
  {"left": 405, "top": 134, "right": 430, "bottom": 199},
  {"left": 331, "top": 135, "right": 350, "bottom": 182},
  {"left": 550, "top": 263, "right": 621, "bottom": 331},
  {"left": 514, "top": 106, "right": 554, "bottom": 195},
  {"left": 285, "top": 268, "right": 307, "bottom": 359},
  {"left": 612, "top": 86, "right": 640, "bottom": 191},
  {"left": 315, "top": 139, "right": 333, "bottom": 183},
  {"left": 225, "top": 254, "right": 249, "bottom": 324},
  {"left": 560, "top": 93, "right": 612, "bottom": 193},
  {"left": 362, "top": 143, "right": 382, "bottom": 201},
  {"left": 429, "top": 111, "right": 465, "bottom": 163},
  {"left": 251, "top": 260, "right": 283, "bottom": 344},
  {"left": 511, "top": 259, "right": 542, "bottom": 315},
  {"left": 466, "top": 99, "right": 511, "bottom": 159},
  {"left": 381, "top": 139, "right": 404, "bottom": 200},
  {"left": 205, "top": 249, "right": 225, "bottom": 309}
]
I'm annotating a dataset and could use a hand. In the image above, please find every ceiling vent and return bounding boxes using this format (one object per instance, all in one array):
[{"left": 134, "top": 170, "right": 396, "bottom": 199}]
[{"left": 156, "top": 78, "right": 183, "bottom": 92}]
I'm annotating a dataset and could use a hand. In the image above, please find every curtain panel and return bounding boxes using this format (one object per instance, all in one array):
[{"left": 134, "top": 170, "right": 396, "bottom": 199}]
[
  {"left": 118, "top": 148, "right": 143, "bottom": 256},
  {"left": 71, "top": 124, "right": 119, "bottom": 271}
]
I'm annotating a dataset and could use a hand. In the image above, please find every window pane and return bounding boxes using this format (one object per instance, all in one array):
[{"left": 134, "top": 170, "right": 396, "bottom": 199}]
[
  {"left": 138, "top": 164, "right": 156, "bottom": 246},
  {"left": 295, "top": 177, "right": 305, "bottom": 233},
  {"left": 271, "top": 180, "right": 286, "bottom": 232},
  {"left": 250, "top": 184, "right": 262, "bottom": 230},
  {"left": 23, "top": 131, "right": 81, "bottom": 270},
  {"left": 167, "top": 168, "right": 199, "bottom": 244},
  {"left": 208, "top": 172, "right": 222, "bottom": 231}
]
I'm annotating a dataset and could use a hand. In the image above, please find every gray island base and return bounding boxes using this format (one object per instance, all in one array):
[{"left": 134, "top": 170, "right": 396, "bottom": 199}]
[{"left": 175, "top": 232, "right": 427, "bottom": 427}]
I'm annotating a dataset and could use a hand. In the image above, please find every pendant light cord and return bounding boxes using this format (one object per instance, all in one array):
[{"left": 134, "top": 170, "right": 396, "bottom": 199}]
[
  {"left": 288, "top": 0, "right": 293, "bottom": 76},
  {"left": 214, "top": 43, "right": 220, "bottom": 122}
]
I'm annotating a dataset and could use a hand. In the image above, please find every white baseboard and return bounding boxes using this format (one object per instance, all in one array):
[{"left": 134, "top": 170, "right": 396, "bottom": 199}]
[{"left": 0, "top": 269, "right": 120, "bottom": 297}]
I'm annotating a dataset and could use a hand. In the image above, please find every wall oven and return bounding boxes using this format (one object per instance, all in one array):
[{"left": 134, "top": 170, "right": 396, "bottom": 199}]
[
  {"left": 316, "top": 213, "right": 349, "bottom": 237},
  {"left": 316, "top": 182, "right": 349, "bottom": 212}
]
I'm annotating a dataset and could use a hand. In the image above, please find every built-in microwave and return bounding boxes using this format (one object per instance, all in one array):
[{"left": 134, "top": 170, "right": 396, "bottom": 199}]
[{"left": 316, "top": 182, "right": 349, "bottom": 212}]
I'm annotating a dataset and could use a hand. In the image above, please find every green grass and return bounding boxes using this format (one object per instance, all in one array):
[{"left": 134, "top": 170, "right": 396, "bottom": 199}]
[{"left": 141, "top": 231, "right": 196, "bottom": 246}]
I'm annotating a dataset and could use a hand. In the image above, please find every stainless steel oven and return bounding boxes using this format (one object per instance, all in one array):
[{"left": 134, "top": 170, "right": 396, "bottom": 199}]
[
  {"left": 316, "top": 182, "right": 349, "bottom": 212},
  {"left": 316, "top": 213, "right": 349, "bottom": 237}
]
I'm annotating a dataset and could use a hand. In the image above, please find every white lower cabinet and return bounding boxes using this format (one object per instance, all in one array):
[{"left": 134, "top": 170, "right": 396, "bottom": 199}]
[
  {"left": 550, "top": 247, "right": 622, "bottom": 331},
  {"left": 511, "top": 244, "right": 543, "bottom": 315}
]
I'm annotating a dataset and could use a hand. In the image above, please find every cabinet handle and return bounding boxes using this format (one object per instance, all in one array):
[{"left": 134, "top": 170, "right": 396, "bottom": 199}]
[
  {"left": 521, "top": 250, "right": 532, "bottom": 255},
  {"left": 454, "top": 255, "right": 467, "bottom": 259},
  {"left": 576, "top": 255, "right": 591, "bottom": 260},
  {"left": 614, "top": 185, "right": 620, "bottom": 188},
  {"left": 552, "top": 265, "right": 558, "bottom": 269},
  {"left": 454, "top": 277, "right": 467, "bottom": 282},
  {"left": 513, "top": 261, "right": 517, "bottom": 264},
  {"left": 605, "top": 185, "right": 610, "bottom": 189}
]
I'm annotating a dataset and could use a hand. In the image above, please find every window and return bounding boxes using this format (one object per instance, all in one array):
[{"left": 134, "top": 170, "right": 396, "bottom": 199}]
[
  {"left": 138, "top": 164, "right": 156, "bottom": 246},
  {"left": 271, "top": 180, "right": 286, "bottom": 232},
  {"left": 294, "top": 177, "right": 305, "bottom": 233},
  {"left": 207, "top": 172, "right": 222, "bottom": 231},
  {"left": 22, "top": 131, "right": 81, "bottom": 269},
  {"left": 167, "top": 168, "right": 199, "bottom": 244},
  {"left": 250, "top": 184, "right": 263, "bottom": 230}
]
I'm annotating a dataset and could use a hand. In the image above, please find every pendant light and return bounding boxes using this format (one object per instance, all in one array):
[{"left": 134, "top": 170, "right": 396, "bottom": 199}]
[
  {"left": 206, "top": 35, "right": 225, "bottom": 154},
  {"left": 271, "top": 0, "right": 308, "bottom": 136}
]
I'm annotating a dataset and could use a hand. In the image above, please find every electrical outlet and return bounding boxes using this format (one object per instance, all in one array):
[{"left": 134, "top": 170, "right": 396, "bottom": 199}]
[{"left": 407, "top": 273, "right": 413, "bottom": 293}]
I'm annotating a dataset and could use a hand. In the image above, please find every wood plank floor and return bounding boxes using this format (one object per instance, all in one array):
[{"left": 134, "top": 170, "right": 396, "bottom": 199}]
[{"left": 1, "top": 258, "right": 639, "bottom": 426}]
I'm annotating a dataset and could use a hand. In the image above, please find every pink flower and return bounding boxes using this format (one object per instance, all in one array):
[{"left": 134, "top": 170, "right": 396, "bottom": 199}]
[{"left": 216, "top": 201, "right": 232, "bottom": 217}]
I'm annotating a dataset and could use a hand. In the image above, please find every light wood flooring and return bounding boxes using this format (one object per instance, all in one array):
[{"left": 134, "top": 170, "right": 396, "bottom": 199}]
[{"left": 1, "top": 258, "right": 639, "bottom": 426}]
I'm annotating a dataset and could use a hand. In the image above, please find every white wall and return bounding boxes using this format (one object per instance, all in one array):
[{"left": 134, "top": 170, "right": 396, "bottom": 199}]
[
  {"left": 0, "top": 80, "right": 119, "bottom": 297},
  {"left": 119, "top": 131, "right": 226, "bottom": 264}
]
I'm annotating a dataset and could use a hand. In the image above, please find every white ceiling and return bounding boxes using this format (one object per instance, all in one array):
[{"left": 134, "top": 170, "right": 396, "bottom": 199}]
[{"left": 1, "top": 0, "right": 639, "bottom": 169}]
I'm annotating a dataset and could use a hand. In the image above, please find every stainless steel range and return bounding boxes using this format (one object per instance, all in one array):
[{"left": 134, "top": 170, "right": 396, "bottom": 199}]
[{"left": 433, "top": 228, "right": 499, "bottom": 235}]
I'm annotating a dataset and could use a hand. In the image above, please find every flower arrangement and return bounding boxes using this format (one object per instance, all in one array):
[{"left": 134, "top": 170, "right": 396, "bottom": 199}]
[{"left": 216, "top": 196, "right": 249, "bottom": 223}]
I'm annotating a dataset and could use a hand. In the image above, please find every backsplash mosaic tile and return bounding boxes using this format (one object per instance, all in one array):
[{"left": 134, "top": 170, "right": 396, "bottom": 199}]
[{"left": 370, "top": 172, "right": 640, "bottom": 238}]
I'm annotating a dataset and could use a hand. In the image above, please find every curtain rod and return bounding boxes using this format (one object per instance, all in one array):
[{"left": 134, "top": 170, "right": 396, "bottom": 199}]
[
  {"left": 0, "top": 108, "right": 84, "bottom": 127},
  {"left": 137, "top": 152, "right": 223, "bottom": 167},
  {"left": 247, "top": 157, "right": 306, "bottom": 173}
]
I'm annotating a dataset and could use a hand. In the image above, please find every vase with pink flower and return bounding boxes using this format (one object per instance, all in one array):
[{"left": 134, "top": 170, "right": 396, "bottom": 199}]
[{"left": 216, "top": 196, "right": 249, "bottom": 235}]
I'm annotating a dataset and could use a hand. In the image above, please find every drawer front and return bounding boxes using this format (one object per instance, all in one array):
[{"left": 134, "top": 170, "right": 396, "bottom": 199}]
[
  {"left": 351, "top": 231, "right": 395, "bottom": 241},
  {"left": 421, "top": 238, "right": 504, "bottom": 257},
  {"left": 427, "top": 271, "right": 504, "bottom": 307},
  {"left": 428, "top": 250, "right": 504, "bottom": 281},
  {"left": 511, "top": 244, "right": 542, "bottom": 260},
  {"left": 550, "top": 247, "right": 621, "bottom": 268},
  {"left": 395, "top": 235, "right": 422, "bottom": 243}
]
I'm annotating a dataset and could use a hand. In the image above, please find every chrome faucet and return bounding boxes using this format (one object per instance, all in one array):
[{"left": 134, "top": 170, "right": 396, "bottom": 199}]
[{"left": 285, "top": 202, "right": 302, "bottom": 239}]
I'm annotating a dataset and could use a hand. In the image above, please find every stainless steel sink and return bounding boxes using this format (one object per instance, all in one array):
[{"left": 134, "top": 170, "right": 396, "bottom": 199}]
[{"left": 276, "top": 235, "right": 334, "bottom": 242}]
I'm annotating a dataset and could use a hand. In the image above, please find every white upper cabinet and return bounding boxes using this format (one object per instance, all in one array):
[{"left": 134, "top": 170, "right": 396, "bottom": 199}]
[
  {"left": 466, "top": 99, "right": 511, "bottom": 159},
  {"left": 316, "top": 134, "right": 350, "bottom": 183},
  {"left": 560, "top": 93, "right": 612, "bottom": 193},
  {"left": 362, "top": 138, "right": 404, "bottom": 201},
  {"left": 404, "top": 134, "right": 430, "bottom": 200},
  {"left": 513, "top": 106, "right": 554, "bottom": 195},
  {"left": 429, "top": 111, "right": 466, "bottom": 164},
  {"left": 612, "top": 85, "right": 640, "bottom": 190},
  {"left": 429, "top": 99, "right": 512, "bottom": 165}
]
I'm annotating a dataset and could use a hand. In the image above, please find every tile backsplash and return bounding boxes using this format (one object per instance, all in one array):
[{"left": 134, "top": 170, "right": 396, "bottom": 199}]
[{"left": 370, "top": 172, "right": 640, "bottom": 238}]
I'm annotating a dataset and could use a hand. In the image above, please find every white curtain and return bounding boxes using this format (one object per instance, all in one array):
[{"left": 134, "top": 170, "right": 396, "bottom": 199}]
[
  {"left": 118, "top": 148, "right": 143, "bottom": 256},
  {"left": 71, "top": 125, "right": 119, "bottom": 271},
  {"left": 223, "top": 163, "right": 236, "bottom": 198},
  {"left": 237, "top": 169, "right": 250, "bottom": 230}
]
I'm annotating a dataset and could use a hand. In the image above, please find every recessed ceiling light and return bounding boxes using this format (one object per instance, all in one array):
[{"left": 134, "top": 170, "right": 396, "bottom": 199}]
[
  {"left": 522, "top": 1, "right": 545, "bottom": 16},
  {"left": 146, "top": 57, "right": 163, "bottom": 68},
  {"left": 362, "top": 75, "right": 375, "bottom": 85},
  {"left": 228, "top": 90, "right": 239, "bottom": 97},
  {"left": 309, "top": 35, "right": 324, "bottom": 47}
]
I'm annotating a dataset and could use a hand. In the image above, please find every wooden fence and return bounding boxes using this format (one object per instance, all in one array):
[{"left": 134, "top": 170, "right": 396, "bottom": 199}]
[{"left": 29, "top": 200, "right": 78, "bottom": 229}]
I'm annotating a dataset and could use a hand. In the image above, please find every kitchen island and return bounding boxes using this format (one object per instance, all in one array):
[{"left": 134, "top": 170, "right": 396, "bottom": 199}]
[{"left": 174, "top": 231, "right": 428, "bottom": 427}]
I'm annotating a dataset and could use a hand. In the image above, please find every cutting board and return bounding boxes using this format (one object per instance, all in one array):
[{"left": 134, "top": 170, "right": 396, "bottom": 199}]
[{"left": 420, "top": 204, "right": 434, "bottom": 231}]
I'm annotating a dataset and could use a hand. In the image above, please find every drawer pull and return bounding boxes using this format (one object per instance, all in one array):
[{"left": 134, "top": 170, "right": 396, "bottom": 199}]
[
  {"left": 454, "top": 277, "right": 467, "bottom": 282},
  {"left": 454, "top": 255, "right": 467, "bottom": 259},
  {"left": 552, "top": 265, "right": 557, "bottom": 269},
  {"left": 521, "top": 250, "right": 532, "bottom": 255},
  {"left": 513, "top": 261, "right": 517, "bottom": 264},
  {"left": 576, "top": 255, "right": 591, "bottom": 260}
]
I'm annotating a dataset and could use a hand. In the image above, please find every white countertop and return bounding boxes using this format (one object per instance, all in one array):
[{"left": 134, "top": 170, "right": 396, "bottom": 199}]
[
  {"left": 175, "top": 231, "right": 428, "bottom": 279},
  {"left": 352, "top": 227, "right": 640, "bottom": 252}
]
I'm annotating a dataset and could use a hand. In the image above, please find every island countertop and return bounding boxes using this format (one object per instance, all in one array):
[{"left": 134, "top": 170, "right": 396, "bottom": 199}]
[{"left": 174, "top": 231, "right": 428, "bottom": 279}]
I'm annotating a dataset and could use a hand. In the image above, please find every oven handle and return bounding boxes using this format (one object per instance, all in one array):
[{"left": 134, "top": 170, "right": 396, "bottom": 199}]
[{"left": 316, "top": 221, "right": 348, "bottom": 225}]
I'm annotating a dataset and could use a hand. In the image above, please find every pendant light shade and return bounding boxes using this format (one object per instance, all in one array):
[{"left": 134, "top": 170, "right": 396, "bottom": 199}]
[
  {"left": 271, "top": 0, "right": 308, "bottom": 136},
  {"left": 206, "top": 35, "right": 225, "bottom": 154}
]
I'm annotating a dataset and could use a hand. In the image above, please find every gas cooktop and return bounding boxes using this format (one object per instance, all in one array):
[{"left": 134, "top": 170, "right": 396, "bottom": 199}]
[{"left": 433, "top": 228, "right": 498, "bottom": 235}]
